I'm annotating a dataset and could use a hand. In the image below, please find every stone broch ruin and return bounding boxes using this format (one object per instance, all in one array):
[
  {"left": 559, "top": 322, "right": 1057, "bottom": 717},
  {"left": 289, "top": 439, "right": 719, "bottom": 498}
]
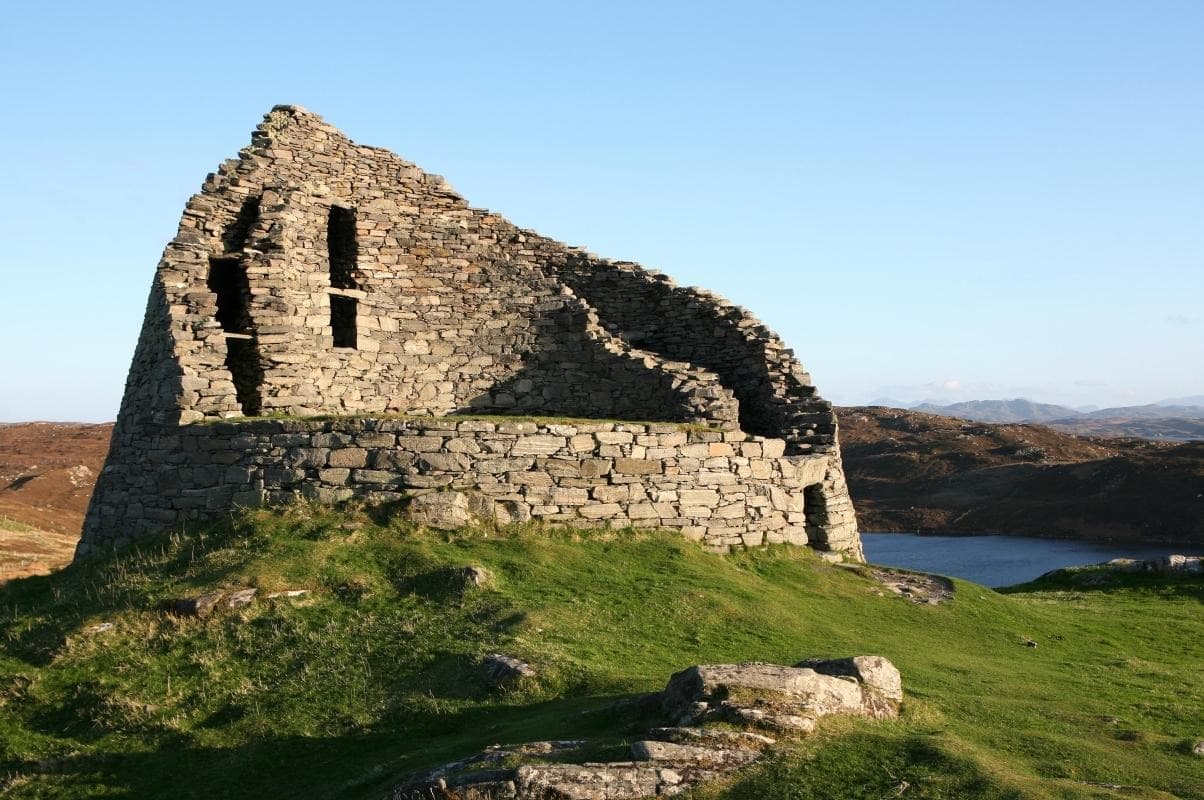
[{"left": 77, "top": 105, "right": 862, "bottom": 560}]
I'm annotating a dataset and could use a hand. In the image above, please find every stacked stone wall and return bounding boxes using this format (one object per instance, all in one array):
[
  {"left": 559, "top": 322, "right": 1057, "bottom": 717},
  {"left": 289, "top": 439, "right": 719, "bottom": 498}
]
[
  {"left": 80, "top": 105, "right": 861, "bottom": 561},
  {"left": 79, "top": 418, "right": 860, "bottom": 559}
]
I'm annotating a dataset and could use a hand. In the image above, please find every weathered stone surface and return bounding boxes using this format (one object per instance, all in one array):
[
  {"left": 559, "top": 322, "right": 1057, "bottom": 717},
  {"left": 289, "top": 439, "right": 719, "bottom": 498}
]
[
  {"left": 456, "top": 565, "right": 492, "bottom": 589},
  {"left": 483, "top": 653, "right": 535, "bottom": 686},
  {"left": 868, "top": 567, "right": 955, "bottom": 605},
  {"left": 393, "top": 657, "right": 900, "bottom": 800},
  {"left": 1106, "top": 555, "right": 1202, "bottom": 574},
  {"left": 646, "top": 726, "right": 775, "bottom": 748},
  {"left": 797, "top": 655, "right": 904, "bottom": 705},
  {"left": 630, "top": 739, "right": 760, "bottom": 767},
  {"left": 265, "top": 589, "right": 309, "bottom": 599},
  {"left": 173, "top": 592, "right": 226, "bottom": 619},
  {"left": 222, "top": 587, "right": 258, "bottom": 610},
  {"left": 660, "top": 659, "right": 901, "bottom": 729},
  {"left": 407, "top": 491, "right": 473, "bottom": 530},
  {"left": 78, "top": 105, "right": 862, "bottom": 564}
]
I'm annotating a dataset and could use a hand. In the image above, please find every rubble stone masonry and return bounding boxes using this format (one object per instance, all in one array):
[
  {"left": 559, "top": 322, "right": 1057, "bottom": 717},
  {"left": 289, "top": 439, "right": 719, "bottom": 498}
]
[{"left": 78, "top": 106, "right": 861, "bottom": 559}]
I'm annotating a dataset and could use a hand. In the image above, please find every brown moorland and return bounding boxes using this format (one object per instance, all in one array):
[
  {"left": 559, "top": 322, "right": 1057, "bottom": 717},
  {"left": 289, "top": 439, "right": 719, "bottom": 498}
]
[
  {"left": 0, "top": 422, "right": 111, "bottom": 580},
  {"left": 839, "top": 405, "right": 1203, "bottom": 544}
]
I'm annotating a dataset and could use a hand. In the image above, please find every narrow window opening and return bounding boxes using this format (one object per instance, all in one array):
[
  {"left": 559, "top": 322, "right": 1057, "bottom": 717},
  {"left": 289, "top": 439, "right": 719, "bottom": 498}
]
[
  {"left": 207, "top": 257, "right": 252, "bottom": 333},
  {"left": 330, "top": 295, "right": 358, "bottom": 348},
  {"left": 327, "top": 204, "right": 359, "bottom": 349},
  {"left": 327, "top": 205, "right": 358, "bottom": 289},
  {"left": 222, "top": 196, "right": 261, "bottom": 254},
  {"left": 207, "top": 255, "right": 262, "bottom": 416}
]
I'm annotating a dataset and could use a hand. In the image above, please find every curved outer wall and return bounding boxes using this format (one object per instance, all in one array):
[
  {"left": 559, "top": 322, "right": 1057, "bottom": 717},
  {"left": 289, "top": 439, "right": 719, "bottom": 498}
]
[{"left": 80, "top": 106, "right": 860, "bottom": 559}]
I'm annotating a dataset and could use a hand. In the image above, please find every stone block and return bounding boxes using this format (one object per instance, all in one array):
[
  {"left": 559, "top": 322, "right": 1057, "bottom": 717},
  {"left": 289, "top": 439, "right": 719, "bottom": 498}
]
[
  {"left": 407, "top": 491, "right": 473, "bottom": 530},
  {"left": 318, "top": 468, "right": 351, "bottom": 484},
  {"left": 397, "top": 435, "right": 445, "bottom": 452},
  {"left": 614, "top": 458, "right": 661, "bottom": 475},
  {"left": 678, "top": 489, "right": 720, "bottom": 506},
  {"left": 328, "top": 448, "right": 369, "bottom": 468},
  {"left": 761, "top": 439, "right": 787, "bottom": 458},
  {"left": 550, "top": 487, "right": 589, "bottom": 506},
  {"left": 510, "top": 435, "right": 567, "bottom": 456},
  {"left": 350, "top": 469, "right": 403, "bottom": 485},
  {"left": 577, "top": 503, "right": 623, "bottom": 519},
  {"left": 592, "top": 484, "right": 630, "bottom": 503},
  {"left": 579, "top": 459, "right": 612, "bottom": 478},
  {"left": 417, "top": 452, "right": 470, "bottom": 472},
  {"left": 568, "top": 434, "right": 596, "bottom": 452}
]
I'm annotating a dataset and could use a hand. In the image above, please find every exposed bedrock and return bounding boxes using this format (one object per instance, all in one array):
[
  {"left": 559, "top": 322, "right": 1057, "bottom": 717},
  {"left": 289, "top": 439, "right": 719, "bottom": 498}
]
[{"left": 392, "top": 656, "right": 902, "bottom": 800}]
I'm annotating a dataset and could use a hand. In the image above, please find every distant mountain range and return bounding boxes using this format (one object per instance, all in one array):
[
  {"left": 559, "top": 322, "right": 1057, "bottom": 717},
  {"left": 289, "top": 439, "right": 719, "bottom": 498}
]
[
  {"left": 911, "top": 399, "right": 1079, "bottom": 423},
  {"left": 904, "top": 398, "right": 1204, "bottom": 441}
]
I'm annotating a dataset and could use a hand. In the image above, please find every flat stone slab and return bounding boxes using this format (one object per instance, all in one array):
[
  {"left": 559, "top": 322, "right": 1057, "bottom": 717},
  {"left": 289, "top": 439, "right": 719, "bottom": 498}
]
[
  {"left": 392, "top": 656, "right": 902, "bottom": 799},
  {"left": 868, "top": 567, "right": 955, "bottom": 604}
]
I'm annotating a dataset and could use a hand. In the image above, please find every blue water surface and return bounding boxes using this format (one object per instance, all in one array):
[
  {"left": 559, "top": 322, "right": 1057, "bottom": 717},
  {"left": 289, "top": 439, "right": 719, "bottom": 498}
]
[{"left": 860, "top": 533, "right": 1201, "bottom": 588}]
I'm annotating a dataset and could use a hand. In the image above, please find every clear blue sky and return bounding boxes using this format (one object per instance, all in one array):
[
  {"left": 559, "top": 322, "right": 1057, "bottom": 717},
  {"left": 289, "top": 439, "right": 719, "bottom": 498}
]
[{"left": 1, "top": 1, "right": 1201, "bottom": 421}]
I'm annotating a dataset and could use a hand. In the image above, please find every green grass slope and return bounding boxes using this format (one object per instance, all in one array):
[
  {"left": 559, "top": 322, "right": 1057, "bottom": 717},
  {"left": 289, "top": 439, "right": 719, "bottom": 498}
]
[{"left": 1, "top": 508, "right": 1201, "bottom": 799}]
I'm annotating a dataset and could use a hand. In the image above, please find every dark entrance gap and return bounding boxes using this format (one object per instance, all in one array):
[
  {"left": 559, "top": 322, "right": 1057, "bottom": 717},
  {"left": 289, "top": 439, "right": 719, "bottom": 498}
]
[
  {"left": 207, "top": 255, "right": 262, "bottom": 415},
  {"left": 803, "top": 483, "right": 829, "bottom": 550},
  {"left": 327, "top": 205, "right": 359, "bottom": 349},
  {"left": 331, "top": 295, "right": 358, "bottom": 348},
  {"left": 327, "top": 205, "right": 358, "bottom": 289},
  {"left": 207, "top": 256, "right": 252, "bottom": 333}
]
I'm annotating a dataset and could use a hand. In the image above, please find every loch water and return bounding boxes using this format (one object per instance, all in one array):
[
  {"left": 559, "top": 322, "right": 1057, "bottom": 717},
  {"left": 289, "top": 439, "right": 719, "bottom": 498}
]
[{"left": 860, "top": 533, "right": 1201, "bottom": 588}]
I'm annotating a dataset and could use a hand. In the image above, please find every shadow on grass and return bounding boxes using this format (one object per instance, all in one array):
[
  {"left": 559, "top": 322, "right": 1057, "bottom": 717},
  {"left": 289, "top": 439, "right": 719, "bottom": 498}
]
[
  {"left": 1000, "top": 571, "right": 1204, "bottom": 603},
  {"left": 0, "top": 516, "right": 283, "bottom": 666},
  {"left": 718, "top": 732, "right": 1025, "bottom": 800},
  {"left": 2, "top": 691, "right": 657, "bottom": 800}
]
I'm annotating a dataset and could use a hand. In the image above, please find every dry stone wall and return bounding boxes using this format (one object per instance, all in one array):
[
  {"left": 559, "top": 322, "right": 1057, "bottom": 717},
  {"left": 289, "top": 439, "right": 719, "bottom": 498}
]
[
  {"left": 80, "top": 105, "right": 861, "bottom": 560},
  {"left": 77, "top": 418, "right": 860, "bottom": 558}
]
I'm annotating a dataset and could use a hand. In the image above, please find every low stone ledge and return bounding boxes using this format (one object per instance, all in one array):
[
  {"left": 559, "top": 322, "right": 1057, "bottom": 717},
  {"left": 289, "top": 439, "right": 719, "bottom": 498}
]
[{"left": 79, "top": 417, "right": 862, "bottom": 560}]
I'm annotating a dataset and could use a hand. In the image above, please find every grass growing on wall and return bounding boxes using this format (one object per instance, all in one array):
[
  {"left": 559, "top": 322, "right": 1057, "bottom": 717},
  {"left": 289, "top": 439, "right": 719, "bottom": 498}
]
[
  {"left": 0, "top": 507, "right": 1201, "bottom": 799},
  {"left": 200, "top": 411, "right": 726, "bottom": 431}
]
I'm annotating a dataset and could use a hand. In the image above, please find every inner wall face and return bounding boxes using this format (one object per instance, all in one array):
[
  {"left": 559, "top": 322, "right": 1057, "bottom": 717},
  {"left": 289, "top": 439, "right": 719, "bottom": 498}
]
[{"left": 77, "top": 105, "right": 862, "bottom": 561}]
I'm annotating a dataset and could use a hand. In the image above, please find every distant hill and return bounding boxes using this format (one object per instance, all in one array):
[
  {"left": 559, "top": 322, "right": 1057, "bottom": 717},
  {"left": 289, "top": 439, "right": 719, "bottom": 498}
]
[
  {"left": 1158, "top": 394, "right": 1204, "bottom": 406},
  {"left": 910, "top": 398, "right": 1081, "bottom": 423},
  {"left": 838, "top": 405, "right": 1203, "bottom": 544},
  {"left": 911, "top": 398, "right": 1204, "bottom": 440},
  {"left": 0, "top": 422, "right": 111, "bottom": 580},
  {"left": 1043, "top": 415, "right": 1204, "bottom": 441},
  {"left": 1078, "top": 403, "right": 1204, "bottom": 420}
]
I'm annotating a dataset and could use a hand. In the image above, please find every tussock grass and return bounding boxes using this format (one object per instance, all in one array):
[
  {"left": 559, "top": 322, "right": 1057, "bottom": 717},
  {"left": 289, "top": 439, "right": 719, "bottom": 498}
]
[
  {"left": 0, "top": 516, "right": 41, "bottom": 534},
  {"left": 0, "top": 507, "right": 1201, "bottom": 798}
]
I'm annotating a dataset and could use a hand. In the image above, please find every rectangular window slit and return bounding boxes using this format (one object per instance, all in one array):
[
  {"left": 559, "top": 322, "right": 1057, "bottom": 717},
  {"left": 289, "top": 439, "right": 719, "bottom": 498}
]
[
  {"left": 327, "top": 204, "right": 360, "bottom": 349},
  {"left": 207, "top": 256, "right": 262, "bottom": 415},
  {"left": 331, "top": 295, "right": 358, "bottom": 348}
]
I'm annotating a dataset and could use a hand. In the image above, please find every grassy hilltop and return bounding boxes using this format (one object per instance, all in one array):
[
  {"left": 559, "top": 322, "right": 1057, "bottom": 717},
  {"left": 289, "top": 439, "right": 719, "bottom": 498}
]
[{"left": 1, "top": 508, "right": 1201, "bottom": 799}]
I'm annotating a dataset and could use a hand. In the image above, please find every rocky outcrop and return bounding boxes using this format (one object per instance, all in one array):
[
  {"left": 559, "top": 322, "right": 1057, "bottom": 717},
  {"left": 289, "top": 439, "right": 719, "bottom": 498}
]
[
  {"left": 1038, "top": 555, "right": 1203, "bottom": 585},
  {"left": 660, "top": 659, "right": 902, "bottom": 732},
  {"left": 482, "top": 654, "right": 536, "bottom": 687},
  {"left": 1104, "top": 555, "right": 1201, "bottom": 574},
  {"left": 392, "top": 657, "right": 901, "bottom": 799}
]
